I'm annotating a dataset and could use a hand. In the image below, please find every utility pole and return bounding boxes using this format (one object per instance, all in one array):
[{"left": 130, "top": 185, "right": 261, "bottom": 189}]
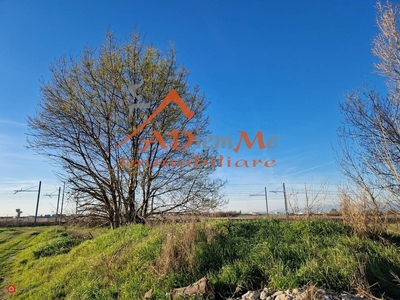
[
  {"left": 44, "top": 187, "right": 62, "bottom": 224},
  {"left": 14, "top": 182, "right": 41, "bottom": 226},
  {"left": 305, "top": 182, "right": 309, "bottom": 219},
  {"left": 249, "top": 188, "right": 269, "bottom": 216},
  {"left": 59, "top": 182, "right": 65, "bottom": 225},
  {"left": 34, "top": 181, "right": 42, "bottom": 227},
  {"left": 55, "top": 187, "right": 61, "bottom": 224},
  {"left": 283, "top": 183, "right": 288, "bottom": 220},
  {"left": 264, "top": 187, "right": 269, "bottom": 217}
]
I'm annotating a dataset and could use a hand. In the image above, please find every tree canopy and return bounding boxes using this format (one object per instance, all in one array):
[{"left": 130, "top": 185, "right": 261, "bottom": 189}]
[
  {"left": 337, "top": 1, "right": 400, "bottom": 214},
  {"left": 27, "top": 31, "right": 226, "bottom": 228}
]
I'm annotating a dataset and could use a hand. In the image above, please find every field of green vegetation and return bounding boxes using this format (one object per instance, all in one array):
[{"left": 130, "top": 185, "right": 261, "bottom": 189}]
[{"left": 0, "top": 219, "right": 399, "bottom": 299}]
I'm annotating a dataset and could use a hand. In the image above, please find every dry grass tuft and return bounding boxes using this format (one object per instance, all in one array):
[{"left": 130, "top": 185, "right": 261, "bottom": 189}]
[
  {"left": 155, "top": 218, "right": 214, "bottom": 278},
  {"left": 339, "top": 187, "right": 388, "bottom": 236},
  {"left": 299, "top": 284, "right": 319, "bottom": 300}
]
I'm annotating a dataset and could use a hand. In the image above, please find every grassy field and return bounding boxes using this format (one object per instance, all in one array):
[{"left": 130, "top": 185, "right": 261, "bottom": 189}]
[{"left": 0, "top": 219, "right": 399, "bottom": 299}]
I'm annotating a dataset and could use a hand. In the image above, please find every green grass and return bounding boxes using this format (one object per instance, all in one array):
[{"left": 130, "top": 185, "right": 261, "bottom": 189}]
[{"left": 0, "top": 220, "right": 399, "bottom": 299}]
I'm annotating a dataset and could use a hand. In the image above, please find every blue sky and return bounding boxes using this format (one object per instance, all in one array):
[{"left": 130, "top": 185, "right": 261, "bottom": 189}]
[{"left": 0, "top": 0, "right": 387, "bottom": 216}]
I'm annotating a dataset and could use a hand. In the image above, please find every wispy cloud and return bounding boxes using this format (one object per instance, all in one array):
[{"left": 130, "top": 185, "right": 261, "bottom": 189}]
[
  {"left": 0, "top": 119, "right": 26, "bottom": 127},
  {"left": 282, "top": 161, "right": 334, "bottom": 178}
]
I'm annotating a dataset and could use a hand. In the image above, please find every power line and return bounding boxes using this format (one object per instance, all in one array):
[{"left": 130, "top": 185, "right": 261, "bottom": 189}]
[
  {"left": 0, "top": 182, "right": 35, "bottom": 185},
  {"left": 14, "top": 185, "right": 39, "bottom": 194},
  {"left": 10, "top": 181, "right": 42, "bottom": 226},
  {"left": 227, "top": 182, "right": 342, "bottom": 186}
]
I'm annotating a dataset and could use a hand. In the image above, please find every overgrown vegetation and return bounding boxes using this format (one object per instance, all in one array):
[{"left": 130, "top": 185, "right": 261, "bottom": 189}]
[
  {"left": 337, "top": 0, "right": 400, "bottom": 226},
  {"left": 0, "top": 220, "right": 399, "bottom": 299}
]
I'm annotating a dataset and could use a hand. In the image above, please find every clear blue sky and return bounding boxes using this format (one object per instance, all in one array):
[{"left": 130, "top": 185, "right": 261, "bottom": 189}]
[{"left": 0, "top": 0, "right": 387, "bottom": 216}]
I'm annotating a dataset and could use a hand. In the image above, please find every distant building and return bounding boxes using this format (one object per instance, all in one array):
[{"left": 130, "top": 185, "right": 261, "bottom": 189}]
[{"left": 15, "top": 209, "right": 22, "bottom": 218}]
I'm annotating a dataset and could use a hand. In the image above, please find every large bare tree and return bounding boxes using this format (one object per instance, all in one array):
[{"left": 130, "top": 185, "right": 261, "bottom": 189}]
[
  {"left": 27, "top": 31, "right": 226, "bottom": 228},
  {"left": 337, "top": 1, "right": 400, "bottom": 215}
]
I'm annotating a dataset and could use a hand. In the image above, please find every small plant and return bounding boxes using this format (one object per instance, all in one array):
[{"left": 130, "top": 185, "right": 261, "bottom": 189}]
[{"left": 33, "top": 234, "right": 83, "bottom": 259}]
